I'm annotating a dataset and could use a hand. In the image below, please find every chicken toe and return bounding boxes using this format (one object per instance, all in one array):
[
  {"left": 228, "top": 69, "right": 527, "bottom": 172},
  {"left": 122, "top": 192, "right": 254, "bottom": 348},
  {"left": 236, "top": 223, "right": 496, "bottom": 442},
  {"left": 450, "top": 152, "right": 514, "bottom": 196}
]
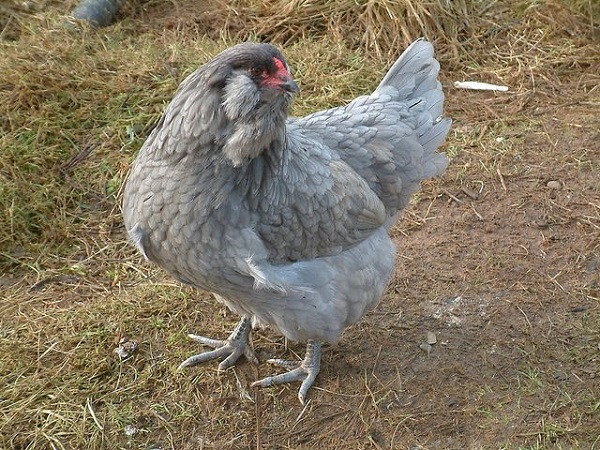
[
  {"left": 178, "top": 316, "right": 258, "bottom": 370},
  {"left": 252, "top": 340, "right": 321, "bottom": 404}
]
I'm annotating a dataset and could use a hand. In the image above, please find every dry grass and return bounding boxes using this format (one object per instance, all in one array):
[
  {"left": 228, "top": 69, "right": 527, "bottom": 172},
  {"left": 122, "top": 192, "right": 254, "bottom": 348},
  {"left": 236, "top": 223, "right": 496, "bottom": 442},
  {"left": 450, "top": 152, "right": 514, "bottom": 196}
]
[
  {"left": 1, "top": 0, "right": 599, "bottom": 448},
  {"left": 202, "top": 0, "right": 471, "bottom": 60}
]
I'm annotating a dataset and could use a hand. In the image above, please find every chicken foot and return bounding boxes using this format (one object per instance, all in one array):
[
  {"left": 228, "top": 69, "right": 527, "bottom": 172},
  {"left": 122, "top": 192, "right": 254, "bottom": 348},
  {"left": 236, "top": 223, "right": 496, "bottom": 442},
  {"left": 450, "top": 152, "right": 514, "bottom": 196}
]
[
  {"left": 178, "top": 315, "right": 258, "bottom": 370},
  {"left": 252, "top": 340, "right": 321, "bottom": 404}
]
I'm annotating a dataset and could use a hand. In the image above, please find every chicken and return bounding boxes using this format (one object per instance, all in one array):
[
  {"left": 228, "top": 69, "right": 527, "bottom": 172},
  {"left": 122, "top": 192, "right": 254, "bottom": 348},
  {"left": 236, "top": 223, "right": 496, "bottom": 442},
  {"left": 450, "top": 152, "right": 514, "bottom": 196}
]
[{"left": 122, "top": 39, "right": 451, "bottom": 404}]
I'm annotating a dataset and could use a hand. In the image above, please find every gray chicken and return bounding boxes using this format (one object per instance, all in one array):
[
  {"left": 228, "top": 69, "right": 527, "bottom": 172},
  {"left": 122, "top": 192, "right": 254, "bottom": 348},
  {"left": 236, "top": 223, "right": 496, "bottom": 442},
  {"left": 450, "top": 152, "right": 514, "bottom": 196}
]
[{"left": 122, "top": 39, "right": 451, "bottom": 404}]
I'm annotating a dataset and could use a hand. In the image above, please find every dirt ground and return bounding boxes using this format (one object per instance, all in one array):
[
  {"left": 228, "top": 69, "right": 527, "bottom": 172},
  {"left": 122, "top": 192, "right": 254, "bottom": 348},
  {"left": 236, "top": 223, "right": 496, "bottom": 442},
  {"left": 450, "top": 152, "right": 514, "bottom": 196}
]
[{"left": 1, "top": 0, "right": 599, "bottom": 449}]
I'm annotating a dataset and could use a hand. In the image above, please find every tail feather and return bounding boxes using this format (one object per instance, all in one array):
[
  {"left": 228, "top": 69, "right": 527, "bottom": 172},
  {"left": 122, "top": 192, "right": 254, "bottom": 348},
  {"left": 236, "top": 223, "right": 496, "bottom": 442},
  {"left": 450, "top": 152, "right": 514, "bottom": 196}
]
[
  {"left": 378, "top": 38, "right": 446, "bottom": 121},
  {"left": 421, "top": 118, "right": 452, "bottom": 178},
  {"left": 376, "top": 38, "right": 440, "bottom": 97},
  {"left": 379, "top": 38, "right": 450, "bottom": 180},
  {"left": 421, "top": 118, "right": 452, "bottom": 154},
  {"left": 295, "top": 38, "right": 450, "bottom": 214}
]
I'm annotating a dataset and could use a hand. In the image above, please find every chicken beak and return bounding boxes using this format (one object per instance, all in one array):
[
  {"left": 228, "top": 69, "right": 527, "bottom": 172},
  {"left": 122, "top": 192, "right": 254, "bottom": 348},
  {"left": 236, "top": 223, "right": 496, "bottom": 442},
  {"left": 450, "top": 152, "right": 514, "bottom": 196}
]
[{"left": 280, "top": 77, "right": 300, "bottom": 94}]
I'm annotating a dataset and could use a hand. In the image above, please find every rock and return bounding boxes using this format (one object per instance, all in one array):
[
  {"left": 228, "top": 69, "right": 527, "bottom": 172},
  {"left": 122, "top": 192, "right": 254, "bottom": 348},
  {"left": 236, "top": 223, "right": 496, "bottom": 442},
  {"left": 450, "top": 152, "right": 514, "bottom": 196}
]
[
  {"left": 124, "top": 424, "right": 138, "bottom": 436},
  {"left": 113, "top": 338, "right": 138, "bottom": 360},
  {"left": 426, "top": 331, "right": 437, "bottom": 345},
  {"left": 546, "top": 180, "right": 561, "bottom": 190},
  {"left": 419, "top": 343, "right": 432, "bottom": 354},
  {"left": 445, "top": 397, "right": 459, "bottom": 408}
]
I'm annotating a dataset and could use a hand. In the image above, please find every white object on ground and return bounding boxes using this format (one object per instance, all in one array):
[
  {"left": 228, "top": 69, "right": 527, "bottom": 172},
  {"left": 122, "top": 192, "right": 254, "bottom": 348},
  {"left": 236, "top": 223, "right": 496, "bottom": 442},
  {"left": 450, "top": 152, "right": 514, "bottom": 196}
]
[{"left": 454, "top": 81, "right": 509, "bottom": 91}]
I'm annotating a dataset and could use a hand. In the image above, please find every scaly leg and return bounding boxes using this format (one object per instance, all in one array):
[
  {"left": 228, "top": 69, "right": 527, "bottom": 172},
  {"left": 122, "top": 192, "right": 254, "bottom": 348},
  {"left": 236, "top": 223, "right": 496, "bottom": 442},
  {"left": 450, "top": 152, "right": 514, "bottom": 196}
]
[
  {"left": 252, "top": 340, "right": 321, "bottom": 405},
  {"left": 178, "top": 316, "right": 258, "bottom": 370}
]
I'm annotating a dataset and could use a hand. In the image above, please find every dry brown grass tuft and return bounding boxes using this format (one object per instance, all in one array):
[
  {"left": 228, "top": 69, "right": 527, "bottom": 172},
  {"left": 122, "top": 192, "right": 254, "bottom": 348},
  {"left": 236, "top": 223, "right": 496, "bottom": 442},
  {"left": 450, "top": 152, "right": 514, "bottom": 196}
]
[{"left": 196, "top": 0, "right": 473, "bottom": 60}]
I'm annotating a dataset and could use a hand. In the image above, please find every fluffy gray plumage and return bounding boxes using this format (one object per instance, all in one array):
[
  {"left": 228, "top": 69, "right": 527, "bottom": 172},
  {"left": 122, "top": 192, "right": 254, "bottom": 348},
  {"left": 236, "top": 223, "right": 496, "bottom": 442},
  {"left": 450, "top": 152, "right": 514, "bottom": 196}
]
[{"left": 123, "top": 40, "right": 451, "bottom": 398}]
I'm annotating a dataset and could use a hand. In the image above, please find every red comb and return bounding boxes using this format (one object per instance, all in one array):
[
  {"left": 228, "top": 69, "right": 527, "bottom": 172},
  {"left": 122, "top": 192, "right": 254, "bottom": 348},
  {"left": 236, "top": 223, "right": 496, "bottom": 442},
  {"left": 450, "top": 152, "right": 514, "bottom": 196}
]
[{"left": 273, "top": 57, "right": 289, "bottom": 74}]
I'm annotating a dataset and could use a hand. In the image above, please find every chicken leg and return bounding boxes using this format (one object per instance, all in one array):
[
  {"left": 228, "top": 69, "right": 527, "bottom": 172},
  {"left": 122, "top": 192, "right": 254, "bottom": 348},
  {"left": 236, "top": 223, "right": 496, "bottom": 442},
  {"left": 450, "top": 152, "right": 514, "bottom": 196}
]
[
  {"left": 252, "top": 340, "right": 321, "bottom": 404},
  {"left": 178, "top": 315, "right": 258, "bottom": 370}
]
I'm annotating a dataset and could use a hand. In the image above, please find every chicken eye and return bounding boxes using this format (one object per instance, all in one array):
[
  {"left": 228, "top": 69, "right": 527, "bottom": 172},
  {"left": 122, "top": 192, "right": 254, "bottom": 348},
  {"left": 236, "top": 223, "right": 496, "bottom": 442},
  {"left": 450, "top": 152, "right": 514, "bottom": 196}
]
[{"left": 249, "top": 67, "right": 263, "bottom": 77}]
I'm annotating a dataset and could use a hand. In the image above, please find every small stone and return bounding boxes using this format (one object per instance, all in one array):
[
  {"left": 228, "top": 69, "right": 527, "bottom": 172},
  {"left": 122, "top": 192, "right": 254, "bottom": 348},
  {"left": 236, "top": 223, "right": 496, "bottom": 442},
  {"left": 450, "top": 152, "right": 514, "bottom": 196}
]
[
  {"left": 419, "top": 343, "right": 432, "bottom": 354},
  {"left": 546, "top": 180, "right": 561, "bottom": 190},
  {"left": 446, "top": 397, "right": 459, "bottom": 408},
  {"left": 114, "top": 338, "right": 138, "bottom": 360},
  {"left": 124, "top": 424, "right": 138, "bottom": 436},
  {"left": 426, "top": 331, "right": 437, "bottom": 345},
  {"left": 147, "top": 445, "right": 163, "bottom": 450}
]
